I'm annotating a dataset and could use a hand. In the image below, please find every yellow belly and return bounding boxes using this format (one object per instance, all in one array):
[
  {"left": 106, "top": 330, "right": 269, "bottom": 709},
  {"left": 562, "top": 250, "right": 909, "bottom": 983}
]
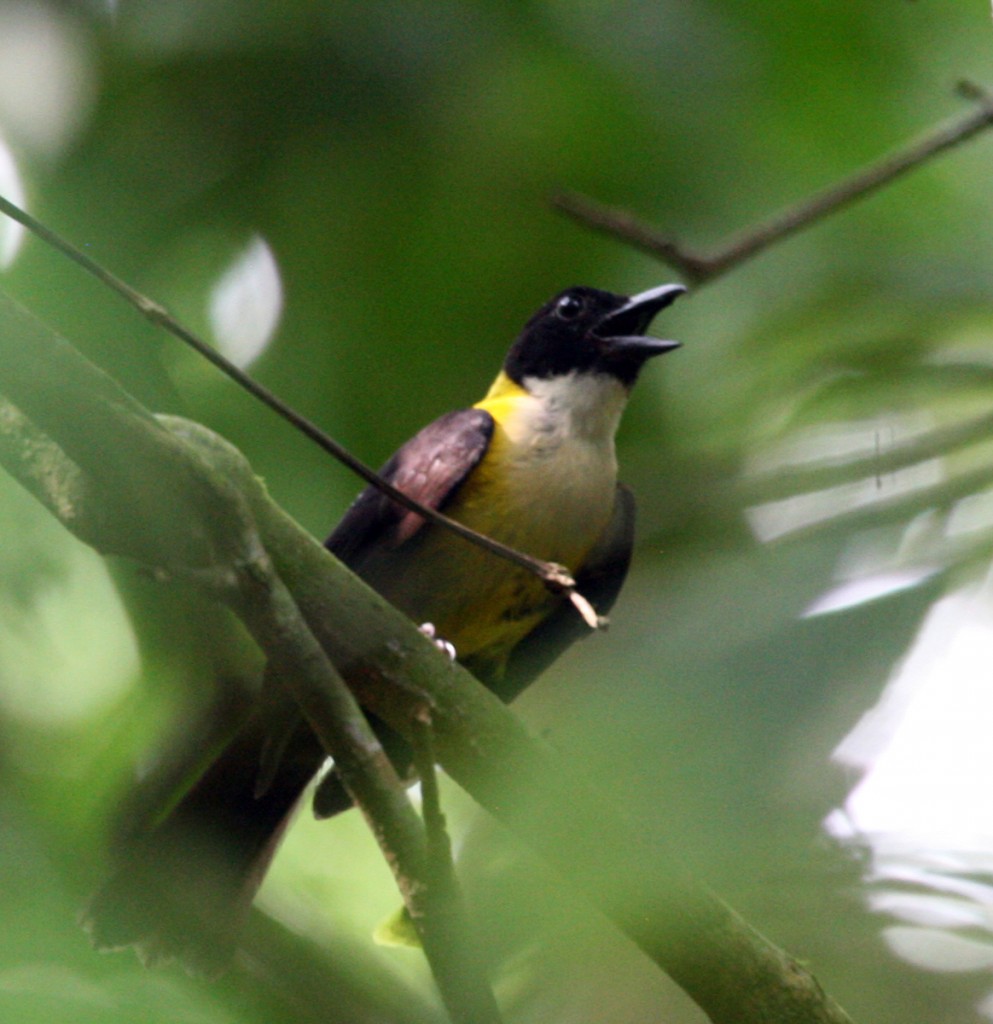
[{"left": 370, "top": 389, "right": 619, "bottom": 677}]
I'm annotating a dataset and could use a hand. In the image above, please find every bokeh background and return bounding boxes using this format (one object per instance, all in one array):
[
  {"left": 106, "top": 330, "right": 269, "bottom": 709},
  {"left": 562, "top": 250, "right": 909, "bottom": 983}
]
[{"left": 4, "top": 2, "right": 993, "bottom": 1021}]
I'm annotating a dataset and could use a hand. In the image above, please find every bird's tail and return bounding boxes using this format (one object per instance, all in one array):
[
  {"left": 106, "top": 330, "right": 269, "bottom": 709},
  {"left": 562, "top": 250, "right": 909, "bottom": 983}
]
[{"left": 84, "top": 713, "right": 327, "bottom": 976}]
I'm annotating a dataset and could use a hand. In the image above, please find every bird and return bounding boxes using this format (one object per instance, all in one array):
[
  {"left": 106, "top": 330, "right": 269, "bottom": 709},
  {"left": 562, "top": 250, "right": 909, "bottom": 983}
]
[{"left": 84, "top": 281, "right": 685, "bottom": 973}]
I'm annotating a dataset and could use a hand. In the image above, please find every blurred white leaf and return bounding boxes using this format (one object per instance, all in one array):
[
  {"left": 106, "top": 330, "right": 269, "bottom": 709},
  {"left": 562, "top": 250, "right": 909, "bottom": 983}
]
[
  {"left": 833, "top": 578, "right": 993, "bottom": 843},
  {"left": 883, "top": 926, "right": 993, "bottom": 974},
  {"left": 746, "top": 414, "right": 943, "bottom": 542},
  {"left": 0, "top": 3, "right": 96, "bottom": 157},
  {"left": 208, "top": 235, "right": 283, "bottom": 368},
  {"left": 0, "top": 132, "right": 25, "bottom": 268},
  {"left": 804, "top": 568, "right": 937, "bottom": 617}
]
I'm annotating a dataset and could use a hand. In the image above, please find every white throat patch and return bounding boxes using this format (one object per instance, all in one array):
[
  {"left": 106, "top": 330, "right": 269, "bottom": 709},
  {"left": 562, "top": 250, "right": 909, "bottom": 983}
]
[{"left": 518, "top": 371, "right": 629, "bottom": 446}]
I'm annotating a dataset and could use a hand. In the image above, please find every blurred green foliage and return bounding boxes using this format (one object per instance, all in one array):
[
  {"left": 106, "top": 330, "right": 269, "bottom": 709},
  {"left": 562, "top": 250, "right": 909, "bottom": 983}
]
[{"left": 4, "top": 1, "right": 993, "bottom": 1022}]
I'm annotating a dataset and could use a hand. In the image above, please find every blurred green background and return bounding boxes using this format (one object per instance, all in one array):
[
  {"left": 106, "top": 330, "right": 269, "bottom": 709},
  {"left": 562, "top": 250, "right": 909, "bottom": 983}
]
[{"left": 4, "top": 1, "right": 993, "bottom": 1022}]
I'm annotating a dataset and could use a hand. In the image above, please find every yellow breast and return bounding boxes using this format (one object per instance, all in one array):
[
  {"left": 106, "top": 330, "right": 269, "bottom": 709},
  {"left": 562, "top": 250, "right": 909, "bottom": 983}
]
[
  {"left": 440, "top": 371, "right": 624, "bottom": 668},
  {"left": 369, "top": 370, "right": 628, "bottom": 679}
]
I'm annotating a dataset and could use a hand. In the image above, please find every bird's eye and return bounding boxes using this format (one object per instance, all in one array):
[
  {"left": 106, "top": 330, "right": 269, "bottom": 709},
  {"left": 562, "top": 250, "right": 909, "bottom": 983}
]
[{"left": 556, "top": 294, "right": 584, "bottom": 320}]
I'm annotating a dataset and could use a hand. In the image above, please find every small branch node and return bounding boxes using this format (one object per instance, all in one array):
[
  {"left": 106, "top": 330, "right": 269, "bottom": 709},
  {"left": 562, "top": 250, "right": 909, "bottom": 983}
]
[
  {"left": 555, "top": 88, "right": 993, "bottom": 288},
  {"left": 135, "top": 295, "right": 171, "bottom": 323},
  {"left": 539, "top": 561, "right": 577, "bottom": 591},
  {"left": 162, "top": 562, "right": 242, "bottom": 597}
]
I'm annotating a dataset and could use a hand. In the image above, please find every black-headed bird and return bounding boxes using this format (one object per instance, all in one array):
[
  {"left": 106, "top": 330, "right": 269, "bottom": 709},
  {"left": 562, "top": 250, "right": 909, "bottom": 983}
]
[{"left": 86, "top": 282, "right": 685, "bottom": 972}]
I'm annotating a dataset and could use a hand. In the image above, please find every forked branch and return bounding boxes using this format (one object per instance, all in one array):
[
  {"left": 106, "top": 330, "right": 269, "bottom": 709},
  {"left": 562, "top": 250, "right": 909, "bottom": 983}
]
[{"left": 554, "top": 81, "right": 993, "bottom": 285}]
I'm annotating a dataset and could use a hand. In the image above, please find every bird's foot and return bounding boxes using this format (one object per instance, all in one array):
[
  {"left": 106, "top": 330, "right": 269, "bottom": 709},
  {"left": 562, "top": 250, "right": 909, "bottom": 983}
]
[{"left": 419, "top": 622, "right": 456, "bottom": 661}]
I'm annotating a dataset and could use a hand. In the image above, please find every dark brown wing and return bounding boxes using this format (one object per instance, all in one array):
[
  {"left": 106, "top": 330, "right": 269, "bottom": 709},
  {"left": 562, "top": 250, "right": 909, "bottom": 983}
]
[
  {"left": 488, "top": 482, "right": 637, "bottom": 701},
  {"left": 326, "top": 407, "right": 494, "bottom": 568},
  {"left": 311, "top": 409, "right": 495, "bottom": 820}
]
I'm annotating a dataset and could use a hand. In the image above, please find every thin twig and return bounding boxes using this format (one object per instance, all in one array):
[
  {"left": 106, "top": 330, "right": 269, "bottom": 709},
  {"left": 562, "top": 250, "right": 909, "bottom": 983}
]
[
  {"left": 410, "top": 707, "right": 450, "bottom": 852},
  {"left": 551, "top": 190, "right": 714, "bottom": 283},
  {"left": 554, "top": 80, "right": 993, "bottom": 284},
  {"left": 407, "top": 709, "right": 504, "bottom": 1019},
  {"left": 0, "top": 193, "right": 590, "bottom": 617}
]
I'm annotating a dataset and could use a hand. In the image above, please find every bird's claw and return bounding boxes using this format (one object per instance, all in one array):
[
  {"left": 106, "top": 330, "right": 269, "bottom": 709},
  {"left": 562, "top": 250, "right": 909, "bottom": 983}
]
[{"left": 419, "top": 622, "right": 456, "bottom": 661}]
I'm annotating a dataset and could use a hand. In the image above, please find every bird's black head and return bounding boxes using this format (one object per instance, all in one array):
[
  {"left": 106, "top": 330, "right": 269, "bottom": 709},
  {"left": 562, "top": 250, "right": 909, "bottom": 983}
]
[{"left": 504, "top": 283, "right": 685, "bottom": 388}]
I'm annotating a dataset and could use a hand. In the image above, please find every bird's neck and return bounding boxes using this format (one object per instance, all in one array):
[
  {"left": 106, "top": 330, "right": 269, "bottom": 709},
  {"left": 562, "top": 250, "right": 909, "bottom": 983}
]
[{"left": 477, "top": 369, "right": 629, "bottom": 447}]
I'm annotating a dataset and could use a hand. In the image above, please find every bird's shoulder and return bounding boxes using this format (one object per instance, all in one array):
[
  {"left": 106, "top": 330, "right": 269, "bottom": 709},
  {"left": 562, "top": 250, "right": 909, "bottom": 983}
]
[{"left": 325, "top": 407, "right": 495, "bottom": 565}]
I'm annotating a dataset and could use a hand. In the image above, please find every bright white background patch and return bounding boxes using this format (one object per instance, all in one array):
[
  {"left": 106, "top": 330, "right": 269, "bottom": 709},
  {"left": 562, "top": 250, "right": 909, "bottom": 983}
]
[
  {"left": 0, "top": 132, "right": 25, "bottom": 268},
  {"left": 823, "top": 576, "right": 993, "bottom": 992},
  {"left": 0, "top": 4, "right": 95, "bottom": 157},
  {"left": 208, "top": 235, "right": 283, "bottom": 368},
  {"left": 831, "top": 578, "right": 993, "bottom": 845}
]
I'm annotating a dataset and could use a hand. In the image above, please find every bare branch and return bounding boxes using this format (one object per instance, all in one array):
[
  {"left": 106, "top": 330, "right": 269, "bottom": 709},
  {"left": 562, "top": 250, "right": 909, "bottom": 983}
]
[
  {"left": 555, "top": 82, "right": 993, "bottom": 284},
  {"left": 251, "top": 450, "right": 860, "bottom": 1024},
  {"left": 407, "top": 707, "right": 500, "bottom": 1022},
  {"left": 552, "top": 190, "right": 714, "bottom": 282}
]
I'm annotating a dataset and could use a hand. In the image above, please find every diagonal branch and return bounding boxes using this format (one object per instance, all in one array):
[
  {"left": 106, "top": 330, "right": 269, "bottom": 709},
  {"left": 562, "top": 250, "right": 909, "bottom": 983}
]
[
  {"left": 229, "top": 547, "right": 503, "bottom": 1024},
  {"left": 554, "top": 81, "right": 993, "bottom": 285},
  {"left": 0, "top": 289, "right": 501, "bottom": 1024}
]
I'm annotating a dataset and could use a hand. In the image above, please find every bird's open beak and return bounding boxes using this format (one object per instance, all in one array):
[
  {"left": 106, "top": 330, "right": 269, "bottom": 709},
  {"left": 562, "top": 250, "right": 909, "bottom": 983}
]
[{"left": 593, "top": 283, "right": 686, "bottom": 359}]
